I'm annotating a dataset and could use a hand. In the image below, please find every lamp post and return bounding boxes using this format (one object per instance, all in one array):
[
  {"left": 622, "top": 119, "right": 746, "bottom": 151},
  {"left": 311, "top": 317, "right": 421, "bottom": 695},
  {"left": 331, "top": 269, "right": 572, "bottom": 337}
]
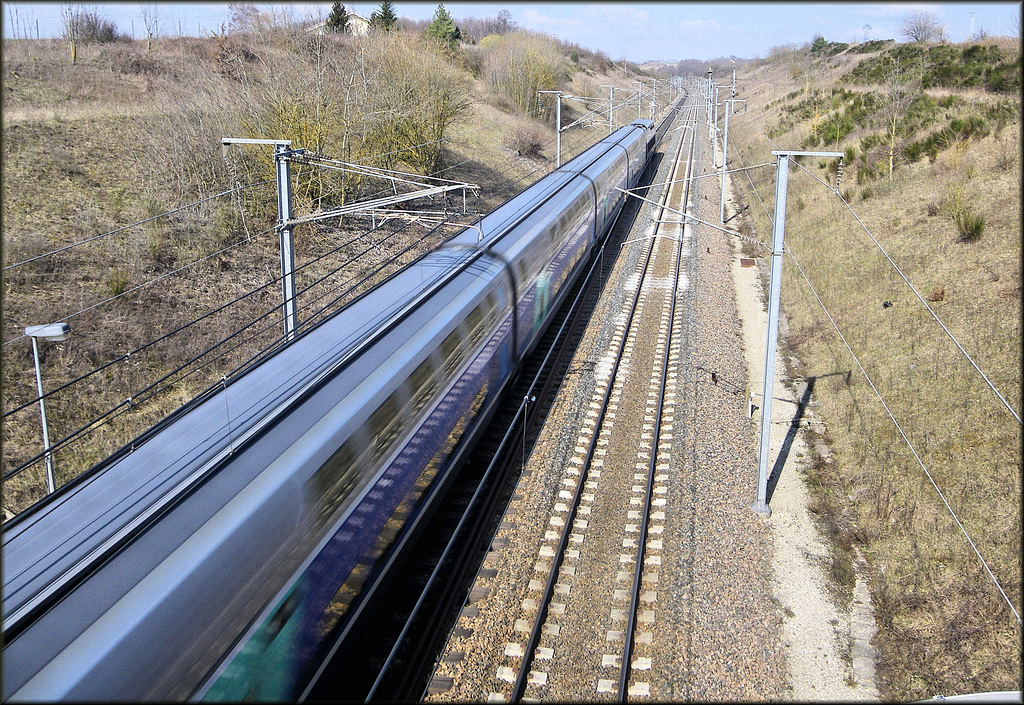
[{"left": 25, "top": 322, "right": 70, "bottom": 494}]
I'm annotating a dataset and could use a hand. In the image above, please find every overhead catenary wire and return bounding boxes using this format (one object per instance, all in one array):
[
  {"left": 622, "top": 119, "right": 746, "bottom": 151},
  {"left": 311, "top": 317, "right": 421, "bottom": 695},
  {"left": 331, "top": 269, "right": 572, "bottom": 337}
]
[
  {"left": 803, "top": 159, "right": 1020, "bottom": 426},
  {"left": 3, "top": 214, "right": 414, "bottom": 426},
  {"left": 2, "top": 224, "right": 281, "bottom": 421},
  {"left": 739, "top": 112, "right": 1020, "bottom": 425},
  {"left": 4, "top": 216, "right": 449, "bottom": 482},
  {"left": 3, "top": 178, "right": 275, "bottom": 272},
  {"left": 729, "top": 109, "right": 1021, "bottom": 628},
  {"left": 5, "top": 212, "right": 390, "bottom": 396},
  {"left": 3, "top": 223, "right": 282, "bottom": 351},
  {"left": 784, "top": 243, "right": 1022, "bottom": 627}
]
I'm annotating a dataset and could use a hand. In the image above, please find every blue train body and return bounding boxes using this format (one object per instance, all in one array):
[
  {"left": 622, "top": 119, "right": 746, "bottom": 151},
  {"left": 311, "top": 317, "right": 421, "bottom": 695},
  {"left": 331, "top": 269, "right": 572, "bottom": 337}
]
[{"left": 1, "top": 119, "right": 656, "bottom": 701}]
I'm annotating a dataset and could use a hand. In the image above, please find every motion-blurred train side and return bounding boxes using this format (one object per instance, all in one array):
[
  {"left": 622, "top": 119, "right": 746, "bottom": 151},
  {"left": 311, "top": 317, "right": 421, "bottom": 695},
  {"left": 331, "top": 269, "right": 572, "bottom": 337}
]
[{"left": 2, "top": 119, "right": 657, "bottom": 701}]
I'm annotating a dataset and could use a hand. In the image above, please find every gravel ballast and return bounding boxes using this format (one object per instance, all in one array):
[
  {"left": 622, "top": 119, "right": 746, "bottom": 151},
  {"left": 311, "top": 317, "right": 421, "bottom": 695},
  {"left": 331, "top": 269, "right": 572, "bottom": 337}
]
[{"left": 427, "top": 93, "right": 877, "bottom": 702}]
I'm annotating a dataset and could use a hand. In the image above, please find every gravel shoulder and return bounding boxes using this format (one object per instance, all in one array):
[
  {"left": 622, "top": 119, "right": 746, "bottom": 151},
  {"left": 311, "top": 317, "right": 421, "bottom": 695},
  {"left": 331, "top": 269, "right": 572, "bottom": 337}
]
[
  {"left": 427, "top": 108, "right": 881, "bottom": 702},
  {"left": 725, "top": 166, "right": 880, "bottom": 701}
]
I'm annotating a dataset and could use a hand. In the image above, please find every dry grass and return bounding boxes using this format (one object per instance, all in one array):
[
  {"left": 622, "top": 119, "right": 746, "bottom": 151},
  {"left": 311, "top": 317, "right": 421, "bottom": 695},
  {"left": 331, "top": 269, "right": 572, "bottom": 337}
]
[
  {"left": 730, "top": 39, "right": 1021, "bottom": 700},
  {"left": 1, "top": 31, "right": 652, "bottom": 515}
]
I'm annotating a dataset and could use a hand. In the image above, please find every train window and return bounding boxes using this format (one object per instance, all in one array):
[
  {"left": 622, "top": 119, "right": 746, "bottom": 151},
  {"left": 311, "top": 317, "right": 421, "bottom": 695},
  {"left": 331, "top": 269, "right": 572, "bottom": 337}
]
[
  {"left": 410, "top": 356, "right": 434, "bottom": 396},
  {"left": 466, "top": 305, "right": 485, "bottom": 347},
  {"left": 440, "top": 327, "right": 464, "bottom": 376},
  {"left": 407, "top": 356, "right": 438, "bottom": 416},
  {"left": 312, "top": 435, "right": 362, "bottom": 528},
  {"left": 368, "top": 392, "right": 403, "bottom": 462}
]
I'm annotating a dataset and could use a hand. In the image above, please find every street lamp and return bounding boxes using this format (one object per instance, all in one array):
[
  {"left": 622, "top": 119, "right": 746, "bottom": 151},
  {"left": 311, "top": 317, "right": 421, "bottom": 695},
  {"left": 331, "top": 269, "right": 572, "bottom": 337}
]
[{"left": 25, "top": 322, "right": 70, "bottom": 494}]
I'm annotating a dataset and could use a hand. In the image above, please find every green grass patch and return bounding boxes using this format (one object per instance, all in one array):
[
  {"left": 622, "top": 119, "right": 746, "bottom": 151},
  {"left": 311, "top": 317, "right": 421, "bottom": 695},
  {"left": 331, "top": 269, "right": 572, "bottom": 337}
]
[{"left": 841, "top": 42, "right": 1021, "bottom": 94}]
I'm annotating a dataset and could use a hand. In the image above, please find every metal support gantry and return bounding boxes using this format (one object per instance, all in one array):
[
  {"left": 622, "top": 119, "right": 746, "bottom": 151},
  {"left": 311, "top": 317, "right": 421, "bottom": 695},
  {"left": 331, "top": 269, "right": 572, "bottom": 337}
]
[
  {"left": 719, "top": 98, "right": 747, "bottom": 223},
  {"left": 221, "top": 137, "right": 478, "bottom": 342},
  {"left": 221, "top": 138, "right": 301, "bottom": 341},
  {"left": 751, "top": 150, "right": 842, "bottom": 518}
]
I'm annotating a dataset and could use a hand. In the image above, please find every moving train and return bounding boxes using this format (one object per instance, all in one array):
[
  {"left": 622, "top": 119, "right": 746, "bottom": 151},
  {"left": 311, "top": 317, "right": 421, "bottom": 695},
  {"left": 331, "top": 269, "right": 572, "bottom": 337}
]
[{"left": 2, "top": 118, "right": 657, "bottom": 701}]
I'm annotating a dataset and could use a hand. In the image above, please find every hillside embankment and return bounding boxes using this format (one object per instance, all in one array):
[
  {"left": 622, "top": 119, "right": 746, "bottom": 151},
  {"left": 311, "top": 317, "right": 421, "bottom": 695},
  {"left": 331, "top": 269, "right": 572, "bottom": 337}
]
[
  {"left": 2, "top": 20, "right": 1020, "bottom": 701},
  {"left": 1, "top": 24, "right": 655, "bottom": 513},
  {"left": 727, "top": 35, "right": 1021, "bottom": 701}
]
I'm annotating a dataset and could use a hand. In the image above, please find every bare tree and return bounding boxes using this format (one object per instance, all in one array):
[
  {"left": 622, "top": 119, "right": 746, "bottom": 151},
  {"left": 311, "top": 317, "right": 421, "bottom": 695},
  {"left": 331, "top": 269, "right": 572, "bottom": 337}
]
[
  {"left": 882, "top": 68, "right": 915, "bottom": 180},
  {"left": 61, "top": 2, "right": 82, "bottom": 64},
  {"left": 139, "top": 4, "right": 162, "bottom": 51},
  {"left": 901, "top": 11, "right": 945, "bottom": 43}
]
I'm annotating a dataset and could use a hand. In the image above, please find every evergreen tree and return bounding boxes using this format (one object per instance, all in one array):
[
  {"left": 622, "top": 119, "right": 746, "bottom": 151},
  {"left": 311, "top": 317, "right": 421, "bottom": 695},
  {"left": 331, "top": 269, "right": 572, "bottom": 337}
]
[
  {"left": 370, "top": 0, "right": 398, "bottom": 32},
  {"left": 325, "top": 2, "right": 349, "bottom": 32},
  {"left": 425, "top": 3, "right": 461, "bottom": 50}
]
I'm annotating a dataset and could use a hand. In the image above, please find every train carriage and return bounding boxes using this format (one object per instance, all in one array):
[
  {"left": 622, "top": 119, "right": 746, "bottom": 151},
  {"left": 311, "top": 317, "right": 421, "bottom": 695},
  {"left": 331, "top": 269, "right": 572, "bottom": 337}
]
[{"left": 2, "top": 119, "right": 657, "bottom": 701}]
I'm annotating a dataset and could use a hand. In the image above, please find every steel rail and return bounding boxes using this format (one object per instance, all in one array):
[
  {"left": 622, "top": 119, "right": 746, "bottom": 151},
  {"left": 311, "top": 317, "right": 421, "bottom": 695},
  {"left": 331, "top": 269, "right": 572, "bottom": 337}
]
[
  {"left": 299, "top": 122, "right": 664, "bottom": 701},
  {"left": 507, "top": 97, "right": 687, "bottom": 703},
  {"left": 618, "top": 101, "right": 698, "bottom": 701}
]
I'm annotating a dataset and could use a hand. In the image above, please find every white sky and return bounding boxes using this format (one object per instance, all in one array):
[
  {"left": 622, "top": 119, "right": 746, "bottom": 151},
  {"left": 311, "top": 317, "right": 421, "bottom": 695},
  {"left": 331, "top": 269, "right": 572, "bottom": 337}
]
[{"left": 3, "top": 2, "right": 1020, "bottom": 61}]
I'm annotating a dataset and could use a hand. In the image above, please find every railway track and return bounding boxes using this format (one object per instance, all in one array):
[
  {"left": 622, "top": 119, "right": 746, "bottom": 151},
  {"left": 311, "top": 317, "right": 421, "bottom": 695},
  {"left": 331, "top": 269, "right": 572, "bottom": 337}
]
[
  {"left": 428, "top": 96, "right": 701, "bottom": 702},
  {"left": 309, "top": 99, "right": 688, "bottom": 703}
]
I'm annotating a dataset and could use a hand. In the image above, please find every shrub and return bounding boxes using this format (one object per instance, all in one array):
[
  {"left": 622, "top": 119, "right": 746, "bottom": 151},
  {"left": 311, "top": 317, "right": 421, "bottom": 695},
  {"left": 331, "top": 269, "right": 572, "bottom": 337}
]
[
  {"left": 852, "top": 39, "right": 894, "bottom": 54},
  {"left": 903, "top": 141, "right": 924, "bottom": 163},
  {"left": 821, "top": 112, "right": 854, "bottom": 146},
  {"left": 954, "top": 210, "right": 985, "bottom": 242},
  {"left": 504, "top": 119, "right": 546, "bottom": 158},
  {"left": 860, "top": 133, "right": 881, "bottom": 153},
  {"left": 949, "top": 116, "right": 988, "bottom": 141},
  {"left": 63, "top": 8, "right": 128, "bottom": 44},
  {"left": 107, "top": 270, "right": 131, "bottom": 296},
  {"left": 840, "top": 41, "right": 1020, "bottom": 94},
  {"left": 856, "top": 162, "right": 875, "bottom": 184},
  {"left": 481, "top": 31, "right": 568, "bottom": 115},
  {"left": 940, "top": 182, "right": 969, "bottom": 220}
]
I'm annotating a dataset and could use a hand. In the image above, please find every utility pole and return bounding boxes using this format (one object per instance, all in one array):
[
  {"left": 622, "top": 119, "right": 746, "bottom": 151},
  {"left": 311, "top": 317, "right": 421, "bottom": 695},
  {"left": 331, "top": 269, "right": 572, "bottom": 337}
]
[
  {"left": 713, "top": 85, "right": 720, "bottom": 165},
  {"left": 601, "top": 85, "right": 614, "bottom": 134},
  {"left": 25, "top": 323, "right": 71, "bottom": 494},
  {"left": 706, "top": 68, "right": 714, "bottom": 141},
  {"left": 538, "top": 90, "right": 563, "bottom": 166},
  {"left": 720, "top": 98, "right": 746, "bottom": 222},
  {"left": 751, "top": 150, "right": 843, "bottom": 517},
  {"left": 221, "top": 138, "right": 302, "bottom": 341}
]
